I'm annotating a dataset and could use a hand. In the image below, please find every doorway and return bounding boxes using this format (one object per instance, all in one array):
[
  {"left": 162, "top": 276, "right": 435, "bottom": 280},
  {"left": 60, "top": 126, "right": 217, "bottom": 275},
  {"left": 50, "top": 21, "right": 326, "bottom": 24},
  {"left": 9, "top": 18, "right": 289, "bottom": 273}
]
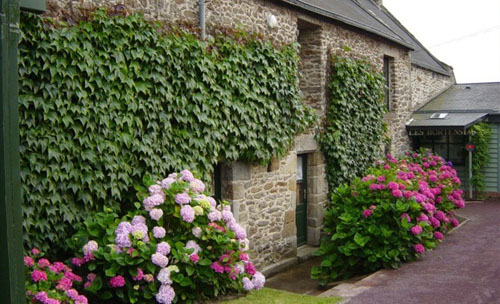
[{"left": 296, "top": 154, "right": 308, "bottom": 246}]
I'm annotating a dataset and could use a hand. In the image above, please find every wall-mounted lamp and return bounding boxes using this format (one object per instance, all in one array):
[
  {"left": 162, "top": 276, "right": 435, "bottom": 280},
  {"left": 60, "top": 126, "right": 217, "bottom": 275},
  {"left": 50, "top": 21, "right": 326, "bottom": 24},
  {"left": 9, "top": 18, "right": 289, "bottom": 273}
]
[{"left": 266, "top": 13, "right": 278, "bottom": 29}]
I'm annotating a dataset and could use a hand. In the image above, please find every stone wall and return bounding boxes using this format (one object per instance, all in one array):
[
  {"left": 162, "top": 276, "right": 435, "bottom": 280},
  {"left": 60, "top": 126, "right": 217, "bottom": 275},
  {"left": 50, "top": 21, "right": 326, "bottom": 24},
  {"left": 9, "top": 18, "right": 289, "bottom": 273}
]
[
  {"left": 411, "top": 65, "right": 455, "bottom": 110},
  {"left": 43, "top": 0, "right": 454, "bottom": 269}
]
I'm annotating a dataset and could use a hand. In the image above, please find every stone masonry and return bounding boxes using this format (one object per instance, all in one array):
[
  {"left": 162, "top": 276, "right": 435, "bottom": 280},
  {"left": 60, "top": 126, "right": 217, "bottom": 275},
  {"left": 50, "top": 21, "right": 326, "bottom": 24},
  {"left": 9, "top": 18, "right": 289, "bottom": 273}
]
[{"left": 45, "top": 0, "right": 455, "bottom": 269}]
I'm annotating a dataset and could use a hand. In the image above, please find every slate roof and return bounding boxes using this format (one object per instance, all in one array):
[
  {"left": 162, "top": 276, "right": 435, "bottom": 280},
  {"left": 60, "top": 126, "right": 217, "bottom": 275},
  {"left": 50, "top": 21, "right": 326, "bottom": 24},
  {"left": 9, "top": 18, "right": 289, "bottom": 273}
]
[
  {"left": 407, "top": 83, "right": 500, "bottom": 129},
  {"left": 279, "top": 0, "right": 452, "bottom": 75},
  {"left": 417, "top": 83, "right": 500, "bottom": 113}
]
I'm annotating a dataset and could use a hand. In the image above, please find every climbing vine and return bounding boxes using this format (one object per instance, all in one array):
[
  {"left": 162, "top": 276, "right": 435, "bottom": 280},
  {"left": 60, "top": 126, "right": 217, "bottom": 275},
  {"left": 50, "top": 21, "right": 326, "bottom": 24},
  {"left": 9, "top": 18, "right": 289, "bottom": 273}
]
[
  {"left": 318, "top": 54, "right": 387, "bottom": 191},
  {"left": 470, "top": 122, "right": 492, "bottom": 197},
  {"left": 19, "top": 9, "right": 315, "bottom": 254}
]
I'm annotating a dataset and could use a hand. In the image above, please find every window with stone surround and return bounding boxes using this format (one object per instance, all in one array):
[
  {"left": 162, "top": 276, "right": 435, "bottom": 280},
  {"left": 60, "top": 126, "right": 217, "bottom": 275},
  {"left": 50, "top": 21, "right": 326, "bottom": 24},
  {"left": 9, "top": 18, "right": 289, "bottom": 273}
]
[{"left": 383, "top": 55, "right": 394, "bottom": 111}]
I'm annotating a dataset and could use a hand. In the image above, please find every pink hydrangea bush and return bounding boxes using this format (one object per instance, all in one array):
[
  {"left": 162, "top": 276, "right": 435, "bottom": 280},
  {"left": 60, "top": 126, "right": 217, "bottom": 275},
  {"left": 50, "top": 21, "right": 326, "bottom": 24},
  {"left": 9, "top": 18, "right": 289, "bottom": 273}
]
[
  {"left": 24, "top": 249, "right": 87, "bottom": 303},
  {"left": 312, "top": 150, "right": 465, "bottom": 285},
  {"left": 68, "top": 170, "right": 263, "bottom": 303}
]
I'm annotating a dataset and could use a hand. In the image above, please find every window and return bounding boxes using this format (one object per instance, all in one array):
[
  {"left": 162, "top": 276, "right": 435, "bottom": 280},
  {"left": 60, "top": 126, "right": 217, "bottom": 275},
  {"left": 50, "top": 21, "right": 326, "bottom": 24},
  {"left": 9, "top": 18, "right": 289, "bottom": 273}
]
[
  {"left": 383, "top": 56, "right": 393, "bottom": 111},
  {"left": 412, "top": 135, "right": 466, "bottom": 165}
]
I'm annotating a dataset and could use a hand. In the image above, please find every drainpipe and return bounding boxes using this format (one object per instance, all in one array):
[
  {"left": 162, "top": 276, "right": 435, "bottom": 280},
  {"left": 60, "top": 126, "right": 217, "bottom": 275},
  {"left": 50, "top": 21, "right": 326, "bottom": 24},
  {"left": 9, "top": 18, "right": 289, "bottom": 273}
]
[{"left": 199, "top": 0, "right": 206, "bottom": 40}]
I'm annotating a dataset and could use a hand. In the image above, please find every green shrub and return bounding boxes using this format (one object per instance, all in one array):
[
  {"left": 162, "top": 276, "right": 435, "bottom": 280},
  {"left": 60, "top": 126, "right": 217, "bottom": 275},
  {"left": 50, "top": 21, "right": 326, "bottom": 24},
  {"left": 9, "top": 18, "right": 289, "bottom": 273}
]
[
  {"left": 471, "top": 123, "right": 492, "bottom": 196},
  {"left": 68, "top": 170, "right": 264, "bottom": 303},
  {"left": 311, "top": 150, "right": 464, "bottom": 285},
  {"left": 19, "top": 10, "right": 314, "bottom": 254}
]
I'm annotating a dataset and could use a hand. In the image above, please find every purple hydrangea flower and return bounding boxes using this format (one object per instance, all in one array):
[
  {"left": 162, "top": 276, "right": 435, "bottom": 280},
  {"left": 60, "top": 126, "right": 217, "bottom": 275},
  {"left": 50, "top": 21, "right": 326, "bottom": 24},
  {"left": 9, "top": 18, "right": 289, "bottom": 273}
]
[
  {"left": 153, "top": 226, "right": 166, "bottom": 239},
  {"left": 180, "top": 169, "right": 195, "bottom": 182},
  {"left": 206, "top": 197, "right": 217, "bottom": 207},
  {"left": 190, "top": 179, "right": 205, "bottom": 193},
  {"left": 242, "top": 277, "right": 254, "bottom": 291},
  {"left": 151, "top": 253, "right": 169, "bottom": 268},
  {"left": 180, "top": 205, "right": 195, "bottom": 223},
  {"left": 160, "top": 177, "right": 176, "bottom": 189},
  {"left": 115, "top": 233, "right": 132, "bottom": 248},
  {"left": 155, "top": 284, "right": 175, "bottom": 304},
  {"left": 156, "top": 241, "right": 171, "bottom": 255},
  {"left": 143, "top": 194, "right": 165, "bottom": 211},
  {"left": 175, "top": 193, "right": 191, "bottom": 205},
  {"left": 222, "top": 210, "right": 235, "bottom": 223},
  {"left": 82, "top": 240, "right": 98, "bottom": 255},
  {"left": 148, "top": 184, "right": 163, "bottom": 195},
  {"left": 157, "top": 268, "right": 172, "bottom": 285},
  {"left": 192, "top": 227, "right": 202, "bottom": 238},
  {"left": 185, "top": 240, "right": 201, "bottom": 254},
  {"left": 208, "top": 210, "right": 222, "bottom": 222},
  {"left": 131, "top": 215, "right": 146, "bottom": 226},
  {"left": 251, "top": 272, "right": 265, "bottom": 290},
  {"left": 149, "top": 208, "right": 163, "bottom": 221}
]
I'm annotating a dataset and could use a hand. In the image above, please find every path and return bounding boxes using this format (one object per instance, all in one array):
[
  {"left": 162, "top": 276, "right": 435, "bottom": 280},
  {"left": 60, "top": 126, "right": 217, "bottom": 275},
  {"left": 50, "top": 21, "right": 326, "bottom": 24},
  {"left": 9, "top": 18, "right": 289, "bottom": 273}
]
[{"left": 322, "top": 200, "right": 500, "bottom": 304}]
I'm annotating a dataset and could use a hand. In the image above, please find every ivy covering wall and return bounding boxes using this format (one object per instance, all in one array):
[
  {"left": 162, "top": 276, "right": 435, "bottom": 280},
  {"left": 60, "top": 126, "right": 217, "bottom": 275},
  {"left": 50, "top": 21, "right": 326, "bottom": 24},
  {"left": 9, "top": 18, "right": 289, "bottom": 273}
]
[
  {"left": 470, "top": 122, "right": 492, "bottom": 196},
  {"left": 19, "top": 10, "right": 314, "bottom": 253},
  {"left": 318, "top": 54, "right": 386, "bottom": 191}
]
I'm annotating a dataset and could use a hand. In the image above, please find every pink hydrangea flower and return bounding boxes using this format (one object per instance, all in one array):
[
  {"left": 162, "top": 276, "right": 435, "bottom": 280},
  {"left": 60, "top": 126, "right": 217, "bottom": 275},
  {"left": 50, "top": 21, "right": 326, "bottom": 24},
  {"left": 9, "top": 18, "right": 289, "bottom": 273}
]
[
  {"left": 208, "top": 210, "right": 222, "bottom": 222},
  {"left": 156, "top": 284, "right": 175, "bottom": 304},
  {"left": 190, "top": 254, "right": 200, "bottom": 263},
  {"left": 434, "top": 231, "right": 444, "bottom": 240},
  {"left": 362, "top": 209, "right": 372, "bottom": 218},
  {"left": 252, "top": 272, "right": 266, "bottom": 290},
  {"left": 245, "top": 262, "right": 256, "bottom": 275},
  {"left": 400, "top": 213, "right": 411, "bottom": 223},
  {"left": 24, "top": 256, "right": 34, "bottom": 267},
  {"left": 82, "top": 240, "right": 98, "bottom": 255},
  {"left": 450, "top": 218, "right": 459, "bottom": 227},
  {"left": 31, "top": 248, "right": 40, "bottom": 255},
  {"left": 211, "top": 261, "right": 224, "bottom": 273},
  {"left": 31, "top": 269, "right": 48, "bottom": 282},
  {"left": 109, "top": 275, "right": 125, "bottom": 288},
  {"left": 148, "top": 184, "right": 163, "bottom": 195},
  {"left": 413, "top": 243, "right": 425, "bottom": 254},
  {"left": 410, "top": 225, "right": 422, "bottom": 235},
  {"left": 38, "top": 258, "right": 51, "bottom": 268},
  {"left": 392, "top": 189, "right": 403, "bottom": 198}
]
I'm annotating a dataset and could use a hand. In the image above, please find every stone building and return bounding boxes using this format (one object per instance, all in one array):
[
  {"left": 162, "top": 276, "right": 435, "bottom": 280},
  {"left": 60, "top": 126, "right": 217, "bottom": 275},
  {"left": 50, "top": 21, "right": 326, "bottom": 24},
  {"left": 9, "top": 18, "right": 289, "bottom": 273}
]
[{"left": 46, "top": 0, "right": 456, "bottom": 272}]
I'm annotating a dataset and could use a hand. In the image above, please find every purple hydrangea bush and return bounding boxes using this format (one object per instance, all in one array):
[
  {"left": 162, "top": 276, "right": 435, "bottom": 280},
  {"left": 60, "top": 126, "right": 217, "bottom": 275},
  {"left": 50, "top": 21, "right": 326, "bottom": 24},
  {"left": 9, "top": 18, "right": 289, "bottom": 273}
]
[
  {"left": 24, "top": 248, "right": 88, "bottom": 304},
  {"left": 312, "top": 150, "right": 465, "bottom": 285},
  {"left": 68, "top": 170, "right": 264, "bottom": 303}
]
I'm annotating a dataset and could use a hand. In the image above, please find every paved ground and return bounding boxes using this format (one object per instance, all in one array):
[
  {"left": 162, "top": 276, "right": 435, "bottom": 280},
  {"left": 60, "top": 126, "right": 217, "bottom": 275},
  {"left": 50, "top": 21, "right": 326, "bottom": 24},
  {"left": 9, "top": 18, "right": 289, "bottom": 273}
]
[
  {"left": 266, "top": 200, "right": 500, "bottom": 304},
  {"left": 328, "top": 200, "right": 500, "bottom": 304}
]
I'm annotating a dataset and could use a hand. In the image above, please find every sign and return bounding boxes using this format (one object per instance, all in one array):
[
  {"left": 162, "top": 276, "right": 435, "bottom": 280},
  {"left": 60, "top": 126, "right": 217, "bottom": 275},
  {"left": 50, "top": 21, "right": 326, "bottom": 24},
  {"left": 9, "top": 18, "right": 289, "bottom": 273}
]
[
  {"left": 465, "top": 143, "right": 475, "bottom": 152},
  {"left": 20, "top": 0, "right": 46, "bottom": 13},
  {"left": 408, "top": 129, "right": 475, "bottom": 136}
]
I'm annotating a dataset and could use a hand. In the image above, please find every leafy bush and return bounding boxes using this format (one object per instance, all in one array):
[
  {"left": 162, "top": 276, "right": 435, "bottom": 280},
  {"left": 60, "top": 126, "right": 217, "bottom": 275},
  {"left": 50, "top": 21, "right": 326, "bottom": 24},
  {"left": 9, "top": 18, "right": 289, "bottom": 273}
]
[
  {"left": 24, "top": 248, "right": 88, "bottom": 303},
  {"left": 68, "top": 170, "right": 264, "bottom": 303},
  {"left": 311, "top": 150, "right": 464, "bottom": 285},
  {"left": 318, "top": 53, "right": 387, "bottom": 191},
  {"left": 19, "top": 10, "right": 314, "bottom": 254}
]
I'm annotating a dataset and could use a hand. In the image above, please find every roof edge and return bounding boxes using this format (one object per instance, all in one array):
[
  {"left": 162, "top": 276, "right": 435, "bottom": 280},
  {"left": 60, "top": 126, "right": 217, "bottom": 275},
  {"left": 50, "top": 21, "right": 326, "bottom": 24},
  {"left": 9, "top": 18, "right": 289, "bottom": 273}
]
[
  {"left": 380, "top": 6, "right": 453, "bottom": 76},
  {"left": 279, "top": 0, "right": 415, "bottom": 50}
]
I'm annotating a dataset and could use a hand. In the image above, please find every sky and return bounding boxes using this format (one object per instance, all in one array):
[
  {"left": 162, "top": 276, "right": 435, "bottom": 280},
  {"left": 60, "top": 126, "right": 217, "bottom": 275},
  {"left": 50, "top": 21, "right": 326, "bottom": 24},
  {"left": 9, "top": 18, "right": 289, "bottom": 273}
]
[{"left": 383, "top": 0, "right": 500, "bottom": 84}]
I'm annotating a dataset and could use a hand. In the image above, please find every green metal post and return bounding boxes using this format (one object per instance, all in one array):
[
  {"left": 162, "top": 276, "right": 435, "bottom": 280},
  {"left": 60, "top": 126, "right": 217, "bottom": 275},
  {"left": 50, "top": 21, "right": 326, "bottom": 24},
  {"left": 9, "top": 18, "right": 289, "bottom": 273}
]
[{"left": 0, "top": 0, "right": 26, "bottom": 302}]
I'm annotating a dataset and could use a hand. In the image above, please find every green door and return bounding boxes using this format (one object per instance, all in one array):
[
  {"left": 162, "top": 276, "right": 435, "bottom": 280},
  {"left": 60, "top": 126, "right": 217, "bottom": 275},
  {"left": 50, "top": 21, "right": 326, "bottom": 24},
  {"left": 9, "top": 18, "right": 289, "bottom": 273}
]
[{"left": 296, "top": 154, "right": 307, "bottom": 246}]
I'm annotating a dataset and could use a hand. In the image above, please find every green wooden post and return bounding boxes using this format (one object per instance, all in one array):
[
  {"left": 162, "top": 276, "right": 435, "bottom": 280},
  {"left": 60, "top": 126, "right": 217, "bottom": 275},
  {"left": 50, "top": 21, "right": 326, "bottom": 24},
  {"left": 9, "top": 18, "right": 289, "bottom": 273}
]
[{"left": 0, "top": 0, "right": 25, "bottom": 302}]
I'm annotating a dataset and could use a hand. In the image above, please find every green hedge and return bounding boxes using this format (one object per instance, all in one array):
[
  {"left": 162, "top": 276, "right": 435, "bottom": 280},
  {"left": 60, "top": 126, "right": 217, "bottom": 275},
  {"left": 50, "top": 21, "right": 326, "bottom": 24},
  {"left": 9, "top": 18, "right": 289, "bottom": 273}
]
[{"left": 19, "top": 10, "right": 314, "bottom": 254}]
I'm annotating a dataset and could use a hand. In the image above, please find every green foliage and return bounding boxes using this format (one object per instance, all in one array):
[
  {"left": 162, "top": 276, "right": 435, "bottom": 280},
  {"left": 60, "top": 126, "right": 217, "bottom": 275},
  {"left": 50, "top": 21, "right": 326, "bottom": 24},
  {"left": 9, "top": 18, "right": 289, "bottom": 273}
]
[
  {"left": 318, "top": 54, "right": 386, "bottom": 191},
  {"left": 311, "top": 151, "right": 464, "bottom": 285},
  {"left": 19, "top": 10, "right": 314, "bottom": 254},
  {"left": 68, "top": 171, "right": 260, "bottom": 303},
  {"left": 470, "top": 123, "right": 492, "bottom": 196}
]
